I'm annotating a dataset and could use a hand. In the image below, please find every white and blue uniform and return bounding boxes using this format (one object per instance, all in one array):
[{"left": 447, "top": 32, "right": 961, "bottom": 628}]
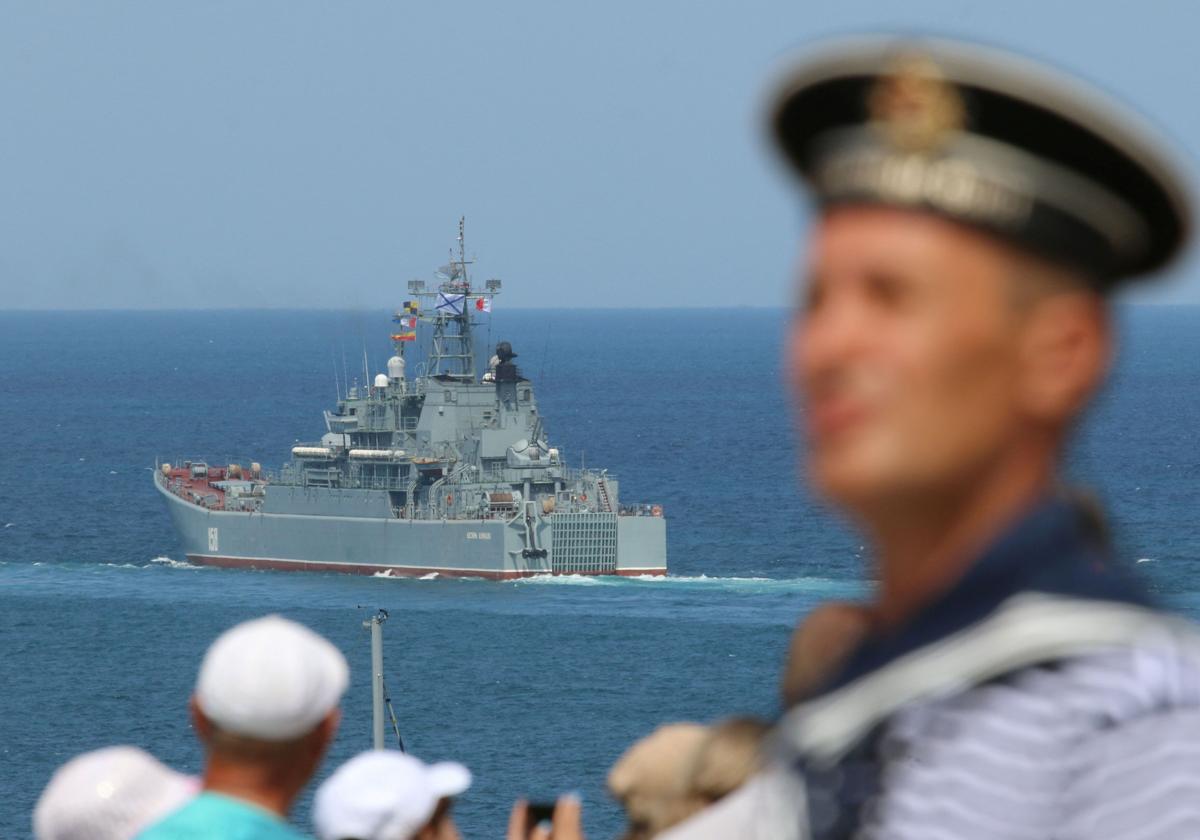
[{"left": 663, "top": 498, "right": 1200, "bottom": 839}]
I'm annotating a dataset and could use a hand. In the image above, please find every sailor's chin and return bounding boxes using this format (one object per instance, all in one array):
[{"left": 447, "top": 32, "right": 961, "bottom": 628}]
[{"left": 805, "top": 440, "right": 902, "bottom": 507}]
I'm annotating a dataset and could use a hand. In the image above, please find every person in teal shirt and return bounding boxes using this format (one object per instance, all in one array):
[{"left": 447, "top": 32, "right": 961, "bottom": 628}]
[
  {"left": 141, "top": 791, "right": 309, "bottom": 840},
  {"left": 139, "top": 615, "right": 349, "bottom": 839}
]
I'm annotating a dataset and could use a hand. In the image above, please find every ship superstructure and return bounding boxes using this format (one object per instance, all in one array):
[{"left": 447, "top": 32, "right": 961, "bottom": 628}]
[{"left": 154, "top": 220, "right": 667, "bottom": 578}]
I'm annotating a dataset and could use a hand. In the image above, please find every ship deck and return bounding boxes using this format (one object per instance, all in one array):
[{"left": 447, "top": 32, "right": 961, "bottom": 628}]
[{"left": 158, "top": 465, "right": 265, "bottom": 512}]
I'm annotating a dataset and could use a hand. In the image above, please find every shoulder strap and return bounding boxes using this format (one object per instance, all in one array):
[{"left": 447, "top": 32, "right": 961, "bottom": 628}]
[{"left": 778, "top": 594, "right": 1200, "bottom": 766}]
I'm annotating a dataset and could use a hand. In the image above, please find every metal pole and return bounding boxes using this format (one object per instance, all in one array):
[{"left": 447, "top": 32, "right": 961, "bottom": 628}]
[{"left": 366, "top": 612, "right": 386, "bottom": 750}]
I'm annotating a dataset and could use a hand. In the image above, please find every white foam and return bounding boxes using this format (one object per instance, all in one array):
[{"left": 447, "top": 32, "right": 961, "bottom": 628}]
[
  {"left": 148, "top": 556, "right": 206, "bottom": 570},
  {"left": 509, "top": 572, "right": 866, "bottom": 595},
  {"left": 516, "top": 574, "right": 606, "bottom": 586},
  {"left": 624, "top": 573, "right": 776, "bottom": 584},
  {"left": 1137, "top": 557, "right": 1156, "bottom": 563},
  {"left": 371, "top": 570, "right": 441, "bottom": 580},
  {"left": 3, "top": 522, "right": 13, "bottom": 528}
]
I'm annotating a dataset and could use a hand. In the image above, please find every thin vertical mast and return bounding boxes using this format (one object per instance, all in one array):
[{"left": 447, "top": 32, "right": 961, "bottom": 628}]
[{"left": 333, "top": 350, "right": 341, "bottom": 400}]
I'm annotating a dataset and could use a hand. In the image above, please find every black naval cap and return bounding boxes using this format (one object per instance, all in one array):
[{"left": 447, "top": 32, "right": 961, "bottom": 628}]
[{"left": 768, "top": 36, "right": 1192, "bottom": 289}]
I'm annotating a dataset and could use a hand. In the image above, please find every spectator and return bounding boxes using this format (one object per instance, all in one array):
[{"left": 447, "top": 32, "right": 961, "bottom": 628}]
[
  {"left": 685, "top": 717, "right": 770, "bottom": 807},
  {"left": 138, "top": 614, "right": 348, "bottom": 839},
  {"left": 607, "top": 723, "right": 708, "bottom": 840},
  {"left": 34, "top": 745, "right": 197, "bottom": 840},
  {"left": 779, "top": 603, "right": 872, "bottom": 706},
  {"left": 312, "top": 749, "right": 471, "bottom": 840}
]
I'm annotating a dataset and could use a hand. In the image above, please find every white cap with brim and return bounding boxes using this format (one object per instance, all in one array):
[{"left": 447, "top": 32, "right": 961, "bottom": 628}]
[
  {"left": 313, "top": 750, "right": 472, "bottom": 840},
  {"left": 33, "top": 745, "right": 198, "bottom": 840},
  {"left": 195, "top": 614, "right": 350, "bottom": 741}
]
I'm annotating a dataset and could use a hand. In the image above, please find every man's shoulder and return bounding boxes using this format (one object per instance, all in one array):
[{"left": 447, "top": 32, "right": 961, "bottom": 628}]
[
  {"left": 137, "top": 792, "right": 310, "bottom": 840},
  {"left": 784, "top": 595, "right": 1200, "bottom": 764}
]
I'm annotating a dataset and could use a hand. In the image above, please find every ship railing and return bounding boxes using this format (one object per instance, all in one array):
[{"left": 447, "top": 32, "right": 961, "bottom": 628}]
[
  {"left": 393, "top": 507, "right": 513, "bottom": 522},
  {"left": 560, "top": 466, "right": 619, "bottom": 483},
  {"left": 348, "top": 476, "right": 412, "bottom": 492},
  {"left": 617, "top": 503, "right": 665, "bottom": 518},
  {"left": 265, "top": 470, "right": 411, "bottom": 493}
]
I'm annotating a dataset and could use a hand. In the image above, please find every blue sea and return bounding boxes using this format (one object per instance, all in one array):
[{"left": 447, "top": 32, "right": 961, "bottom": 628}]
[{"left": 2, "top": 306, "right": 1199, "bottom": 838}]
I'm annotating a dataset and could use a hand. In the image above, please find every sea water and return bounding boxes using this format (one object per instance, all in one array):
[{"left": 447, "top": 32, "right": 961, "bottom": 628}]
[{"left": 2, "top": 306, "right": 1199, "bottom": 838}]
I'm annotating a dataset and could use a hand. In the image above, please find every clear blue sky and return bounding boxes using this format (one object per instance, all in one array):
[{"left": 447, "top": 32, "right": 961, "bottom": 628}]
[{"left": 2, "top": 1, "right": 1198, "bottom": 309}]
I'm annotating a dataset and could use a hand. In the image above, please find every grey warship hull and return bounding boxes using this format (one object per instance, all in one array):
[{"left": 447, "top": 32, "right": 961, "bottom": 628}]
[
  {"left": 155, "top": 473, "right": 666, "bottom": 578},
  {"left": 155, "top": 219, "right": 668, "bottom": 578}
]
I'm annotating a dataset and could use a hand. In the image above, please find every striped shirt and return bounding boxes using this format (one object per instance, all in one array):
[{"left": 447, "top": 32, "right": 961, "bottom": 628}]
[
  {"left": 809, "top": 638, "right": 1200, "bottom": 839},
  {"left": 661, "top": 498, "right": 1200, "bottom": 839},
  {"left": 662, "top": 612, "right": 1200, "bottom": 840}
]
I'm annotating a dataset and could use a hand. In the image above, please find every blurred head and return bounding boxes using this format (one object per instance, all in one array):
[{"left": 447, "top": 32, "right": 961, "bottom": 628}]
[
  {"left": 608, "top": 723, "right": 709, "bottom": 840},
  {"left": 768, "top": 38, "right": 1191, "bottom": 520},
  {"left": 191, "top": 701, "right": 341, "bottom": 798},
  {"left": 781, "top": 602, "right": 874, "bottom": 705},
  {"left": 313, "top": 750, "right": 471, "bottom": 840},
  {"left": 790, "top": 205, "right": 1110, "bottom": 515},
  {"left": 686, "top": 717, "right": 771, "bottom": 804},
  {"left": 191, "top": 614, "right": 349, "bottom": 802},
  {"left": 33, "top": 746, "right": 197, "bottom": 840}
]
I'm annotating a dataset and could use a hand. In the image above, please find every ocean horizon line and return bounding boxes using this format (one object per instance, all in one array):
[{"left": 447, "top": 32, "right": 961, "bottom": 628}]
[{"left": 1, "top": 301, "right": 1196, "bottom": 315}]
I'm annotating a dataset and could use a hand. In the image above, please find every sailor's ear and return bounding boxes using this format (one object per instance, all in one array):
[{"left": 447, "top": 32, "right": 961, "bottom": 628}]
[
  {"left": 304, "top": 708, "right": 341, "bottom": 765},
  {"left": 318, "top": 708, "right": 341, "bottom": 741},
  {"left": 1015, "top": 290, "right": 1110, "bottom": 424}
]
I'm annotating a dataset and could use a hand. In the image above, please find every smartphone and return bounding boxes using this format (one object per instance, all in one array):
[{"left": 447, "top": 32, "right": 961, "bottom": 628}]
[{"left": 527, "top": 801, "right": 556, "bottom": 832}]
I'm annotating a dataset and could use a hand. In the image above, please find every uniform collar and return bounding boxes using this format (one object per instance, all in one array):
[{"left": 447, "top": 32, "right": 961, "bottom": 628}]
[{"left": 811, "top": 494, "right": 1153, "bottom": 698}]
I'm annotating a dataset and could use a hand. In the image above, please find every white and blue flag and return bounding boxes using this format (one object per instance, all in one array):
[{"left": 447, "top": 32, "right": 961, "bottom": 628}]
[{"left": 436, "top": 293, "right": 465, "bottom": 315}]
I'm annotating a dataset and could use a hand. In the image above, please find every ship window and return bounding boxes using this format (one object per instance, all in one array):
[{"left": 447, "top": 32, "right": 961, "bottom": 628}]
[
  {"left": 521, "top": 389, "right": 531, "bottom": 402},
  {"left": 349, "top": 408, "right": 357, "bottom": 415}
]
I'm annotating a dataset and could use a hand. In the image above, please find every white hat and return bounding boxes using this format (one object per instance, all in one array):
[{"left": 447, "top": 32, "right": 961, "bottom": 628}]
[
  {"left": 195, "top": 614, "right": 350, "bottom": 741},
  {"left": 33, "top": 745, "right": 198, "bottom": 840},
  {"left": 313, "top": 750, "right": 472, "bottom": 840}
]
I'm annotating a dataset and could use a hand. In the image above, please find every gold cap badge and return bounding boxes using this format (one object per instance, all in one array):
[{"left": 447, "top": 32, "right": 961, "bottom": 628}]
[{"left": 868, "top": 54, "right": 966, "bottom": 152}]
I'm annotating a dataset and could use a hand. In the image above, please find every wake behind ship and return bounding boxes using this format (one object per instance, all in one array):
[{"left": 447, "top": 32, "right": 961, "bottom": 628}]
[{"left": 154, "top": 220, "right": 667, "bottom": 578}]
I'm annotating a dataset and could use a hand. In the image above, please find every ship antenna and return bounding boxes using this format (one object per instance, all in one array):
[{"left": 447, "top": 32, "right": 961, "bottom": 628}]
[
  {"left": 458, "top": 216, "right": 465, "bottom": 268},
  {"left": 332, "top": 349, "right": 341, "bottom": 400},
  {"left": 342, "top": 343, "right": 350, "bottom": 401}
]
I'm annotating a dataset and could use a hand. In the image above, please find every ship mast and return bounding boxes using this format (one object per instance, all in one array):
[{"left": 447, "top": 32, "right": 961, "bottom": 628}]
[
  {"left": 405, "top": 217, "right": 501, "bottom": 380},
  {"left": 432, "top": 217, "right": 475, "bottom": 378}
]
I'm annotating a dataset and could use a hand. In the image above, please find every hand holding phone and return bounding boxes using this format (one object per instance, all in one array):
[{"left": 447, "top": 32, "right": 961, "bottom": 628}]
[
  {"left": 506, "top": 796, "right": 584, "bottom": 840},
  {"left": 526, "top": 801, "right": 557, "bottom": 832}
]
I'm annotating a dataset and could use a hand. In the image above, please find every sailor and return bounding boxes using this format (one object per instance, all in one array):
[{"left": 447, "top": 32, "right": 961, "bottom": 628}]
[
  {"left": 137, "top": 615, "right": 349, "bottom": 840},
  {"left": 658, "top": 36, "right": 1200, "bottom": 839}
]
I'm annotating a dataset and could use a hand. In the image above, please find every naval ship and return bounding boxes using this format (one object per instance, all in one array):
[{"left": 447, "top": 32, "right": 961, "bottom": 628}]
[{"left": 154, "top": 220, "right": 667, "bottom": 578}]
